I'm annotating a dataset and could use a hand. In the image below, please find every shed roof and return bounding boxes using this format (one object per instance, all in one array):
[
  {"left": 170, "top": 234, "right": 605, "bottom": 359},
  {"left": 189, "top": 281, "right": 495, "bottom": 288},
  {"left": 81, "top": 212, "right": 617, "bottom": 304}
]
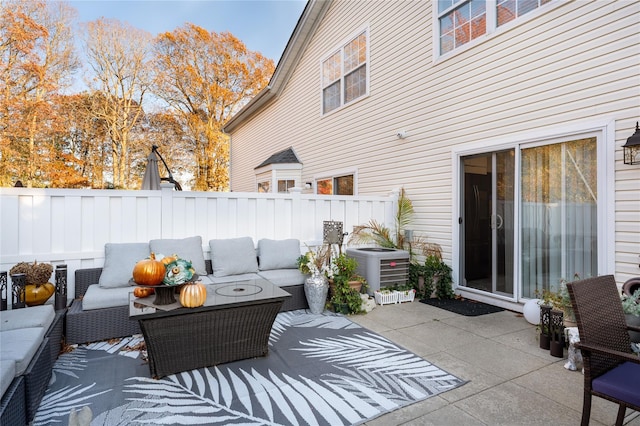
[{"left": 255, "top": 147, "right": 301, "bottom": 169}]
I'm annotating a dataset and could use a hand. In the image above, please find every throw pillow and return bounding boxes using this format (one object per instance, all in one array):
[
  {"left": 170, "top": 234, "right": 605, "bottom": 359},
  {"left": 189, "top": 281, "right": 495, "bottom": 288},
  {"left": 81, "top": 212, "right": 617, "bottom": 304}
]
[
  {"left": 209, "top": 237, "right": 258, "bottom": 277},
  {"left": 258, "top": 238, "right": 300, "bottom": 270},
  {"left": 99, "top": 243, "right": 150, "bottom": 288},
  {"left": 149, "top": 236, "right": 207, "bottom": 276}
]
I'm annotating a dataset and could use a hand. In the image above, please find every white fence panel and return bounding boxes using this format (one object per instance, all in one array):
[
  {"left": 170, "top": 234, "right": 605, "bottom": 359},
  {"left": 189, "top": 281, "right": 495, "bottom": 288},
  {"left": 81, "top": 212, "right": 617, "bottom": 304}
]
[{"left": 0, "top": 186, "right": 396, "bottom": 300}]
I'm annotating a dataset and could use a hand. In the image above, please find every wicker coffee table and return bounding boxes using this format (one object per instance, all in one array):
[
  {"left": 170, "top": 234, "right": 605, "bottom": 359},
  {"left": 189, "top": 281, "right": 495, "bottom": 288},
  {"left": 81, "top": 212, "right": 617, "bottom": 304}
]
[{"left": 130, "top": 279, "right": 291, "bottom": 378}]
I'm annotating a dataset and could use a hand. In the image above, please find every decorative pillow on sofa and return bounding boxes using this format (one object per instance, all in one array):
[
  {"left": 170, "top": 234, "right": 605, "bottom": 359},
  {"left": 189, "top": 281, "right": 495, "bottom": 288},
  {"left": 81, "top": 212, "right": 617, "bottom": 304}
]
[
  {"left": 258, "top": 238, "right": 300, "bottom": 270},
  {"left": 209, "top": 237, "right": 258, "bottom": 277},
  {"left": 99, "top": 242, "right": 150, "bottom": 288},
  {"left": 149, "top": 236, "right": 207, "bottom": 276}
]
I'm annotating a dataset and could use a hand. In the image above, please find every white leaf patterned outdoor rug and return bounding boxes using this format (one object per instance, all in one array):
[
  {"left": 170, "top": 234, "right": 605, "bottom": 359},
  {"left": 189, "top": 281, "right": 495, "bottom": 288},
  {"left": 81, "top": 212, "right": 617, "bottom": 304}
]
[{"left": 35, "top": 310, "right": 466, "bottom": 425}]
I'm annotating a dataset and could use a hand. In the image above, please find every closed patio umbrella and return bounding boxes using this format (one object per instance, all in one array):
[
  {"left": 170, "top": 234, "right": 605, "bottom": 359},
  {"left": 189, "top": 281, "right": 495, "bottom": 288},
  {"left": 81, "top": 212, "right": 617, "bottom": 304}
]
[{"left": 141, "top": 150, "right": 161, "bottom": 190}]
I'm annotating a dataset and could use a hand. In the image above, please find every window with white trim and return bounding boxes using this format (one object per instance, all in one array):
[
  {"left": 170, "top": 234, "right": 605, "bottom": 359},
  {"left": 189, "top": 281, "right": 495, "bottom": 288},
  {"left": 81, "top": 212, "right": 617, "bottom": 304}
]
[
  {"left": 497, "top": 0, "right": 553, "bottom": 26},
  {"left": 316, "top": 174, "right": 354, "bottom": 195},
  {"left": 438, "top": 0, "right": 486, "bottom": 55},
  {"left": 277, "top": 179, "right": 295, "bottom": 193},
  {"left": 322, "top": 29, "right": 368, "bottom": 114},
  {"left": 437, "top": 0, "right": 553, "bottom": 56}
]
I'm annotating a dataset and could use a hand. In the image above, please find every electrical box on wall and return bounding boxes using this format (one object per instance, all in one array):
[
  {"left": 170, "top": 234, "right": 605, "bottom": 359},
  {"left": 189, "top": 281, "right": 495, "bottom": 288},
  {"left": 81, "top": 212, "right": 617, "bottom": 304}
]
[{"left": 346, "top": 248, "right": 410, "bottom": 295}]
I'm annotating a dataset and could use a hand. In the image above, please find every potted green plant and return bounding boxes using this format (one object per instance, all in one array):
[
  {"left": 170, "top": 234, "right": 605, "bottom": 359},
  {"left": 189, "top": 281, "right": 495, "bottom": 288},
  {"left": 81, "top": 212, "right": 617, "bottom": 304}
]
[
  {"left": 389, "top": 282, "right": 417, "bottom": 303},
  {"left": 621, "top": 289, "right": 640, "bottom": 343},
  {"left": 328, "top": 253, "right": 367, "bottom": 294},
  {"left": 374, "top": 286, "right": 399, "bottom": 305},
  {"left": 422, "top": 253, "right": 454, "bottom": 299},
  {"left": 537, "top": 275, "right": 579, "bottom": 327},
  {"left": 330, "top": 277, "right": 364, "bottom": 314}
]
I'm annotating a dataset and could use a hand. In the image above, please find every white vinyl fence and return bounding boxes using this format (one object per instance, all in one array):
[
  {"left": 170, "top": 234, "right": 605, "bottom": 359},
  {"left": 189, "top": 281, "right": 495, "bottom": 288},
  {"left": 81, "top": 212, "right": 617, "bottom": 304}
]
[{"left": 0, "top": 185, "right": 397, "bottom": 298}]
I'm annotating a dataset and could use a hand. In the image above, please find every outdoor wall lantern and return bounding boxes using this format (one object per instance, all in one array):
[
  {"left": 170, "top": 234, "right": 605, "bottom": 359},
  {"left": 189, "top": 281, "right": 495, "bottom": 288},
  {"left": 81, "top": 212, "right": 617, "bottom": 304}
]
[{"left": 623, "top": 121, "right": 640, "bottom": 165}]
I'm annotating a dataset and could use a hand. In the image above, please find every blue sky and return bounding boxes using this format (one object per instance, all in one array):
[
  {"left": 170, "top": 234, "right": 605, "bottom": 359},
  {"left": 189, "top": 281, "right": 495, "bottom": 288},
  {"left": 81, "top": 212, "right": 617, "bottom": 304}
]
[{"left": 69, "top": 0, "right": 307, "bottom": 63}]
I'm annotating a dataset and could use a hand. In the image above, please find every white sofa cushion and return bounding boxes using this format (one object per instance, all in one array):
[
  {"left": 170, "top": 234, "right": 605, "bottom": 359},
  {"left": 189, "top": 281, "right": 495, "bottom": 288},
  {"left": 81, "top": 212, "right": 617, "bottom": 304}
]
[
  {"left": 99, "top": 242, "right": 150, "bottom": 288},
  {"left": 205, "top": 273, "right": 262, "bottom": 285},
  {"left": 209, "top": 237, "right": 258, "bottom": 277},
  {"left": 0, "top": 360, "right": 16, "bottom": 397},
  {"left": 83, "top": 284, "right": 134, "bottom": 310},
  {"left": 257, "top": 239, "right": 300, "bottom": 270},
  {"left": 197, "top": 275, "right": 213, "bottom": 285},
  {"left": 0, "top": 304, "right": 55, "bottom": 332},
  {"left": 258, "top": 269, "right": 307, "bottom": 287},
  {"left": 0, "top": 327, "right": 46, "bottom": 375},
  {"left": 150, "top": 236, "right": 207, "bottom": 276}
]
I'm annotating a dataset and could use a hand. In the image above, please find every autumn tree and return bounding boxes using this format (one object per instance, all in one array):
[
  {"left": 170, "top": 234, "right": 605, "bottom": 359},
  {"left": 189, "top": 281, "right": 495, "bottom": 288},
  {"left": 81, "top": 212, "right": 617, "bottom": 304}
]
[
  {"left": 50, "top": 92, "right": 111, "bottom": 188},
  {"left": 153, "top": 24, "right": 274, "bottom": 191},
  {"left": 0, "top": 0, "right": 78, "bottom": 187},
  {"left": 82, "top": 18, "right": 152, "bottom": 188}
]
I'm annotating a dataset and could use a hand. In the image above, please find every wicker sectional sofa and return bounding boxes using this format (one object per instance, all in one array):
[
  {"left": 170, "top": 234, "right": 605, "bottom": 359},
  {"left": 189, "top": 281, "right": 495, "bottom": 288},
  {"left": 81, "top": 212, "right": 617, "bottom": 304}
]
[
  {"left": 66, "top": 236, "right": 309, "bottom": 345},
  {"left": 0, "top": 304, "right": 64, "bottom": 425}
]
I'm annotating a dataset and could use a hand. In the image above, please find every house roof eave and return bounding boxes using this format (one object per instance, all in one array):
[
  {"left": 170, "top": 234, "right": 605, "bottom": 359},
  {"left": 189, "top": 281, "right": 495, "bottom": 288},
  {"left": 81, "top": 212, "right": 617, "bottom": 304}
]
[{"left": 224, "top": 0, "right": 331, "bottom": 133}]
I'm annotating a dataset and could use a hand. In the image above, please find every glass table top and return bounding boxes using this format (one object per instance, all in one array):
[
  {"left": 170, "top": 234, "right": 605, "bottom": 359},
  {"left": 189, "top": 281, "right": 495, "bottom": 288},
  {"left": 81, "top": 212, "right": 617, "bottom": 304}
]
[{"left": 129, "top": 278, "right": 291, "bottom": 318}]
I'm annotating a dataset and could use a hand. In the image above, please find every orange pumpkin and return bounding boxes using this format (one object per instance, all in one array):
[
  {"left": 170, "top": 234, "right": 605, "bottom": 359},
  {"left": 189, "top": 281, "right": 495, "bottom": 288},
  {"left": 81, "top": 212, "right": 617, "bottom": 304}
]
[
  {"left": 133, "top": 286, "right": 155, "bottom": 298},
  {"left": 179, "top": 282, "right": 207, "bottom": 308},
  {"left": 132, "top": 253, "right": 166, "bottom": 286},
  {"left": 25, "top": 282, "right": 55, "bottom": 306},
  {"left": 161, "top": 254, "right": 179, "bottom": 265}
]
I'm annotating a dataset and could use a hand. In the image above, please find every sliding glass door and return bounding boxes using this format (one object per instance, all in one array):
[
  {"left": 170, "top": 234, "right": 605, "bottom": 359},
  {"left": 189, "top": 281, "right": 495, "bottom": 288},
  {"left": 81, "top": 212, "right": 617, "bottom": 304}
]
[
  {"left": 460, "top": 136, "right": 599, "bottom": 301},
  {"left": 520, "top": 137, "right": 598, "bottom": 298},
  {"left": 461, "top": 150, "right": 515, "bottom": 297}
]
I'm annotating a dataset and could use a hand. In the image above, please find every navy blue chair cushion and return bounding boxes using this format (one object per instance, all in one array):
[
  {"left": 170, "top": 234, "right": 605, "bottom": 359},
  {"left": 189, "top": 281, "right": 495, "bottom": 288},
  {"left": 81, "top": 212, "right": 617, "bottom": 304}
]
[{"left": 592, "top": 362, "right": 640, "bottom": 407}]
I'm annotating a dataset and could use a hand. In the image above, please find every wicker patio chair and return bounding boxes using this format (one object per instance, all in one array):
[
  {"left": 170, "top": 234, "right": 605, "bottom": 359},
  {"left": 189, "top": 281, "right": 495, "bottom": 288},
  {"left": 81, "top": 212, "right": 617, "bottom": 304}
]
[{"left": 566, "top": 275, "right": 640, "bottom": 426}]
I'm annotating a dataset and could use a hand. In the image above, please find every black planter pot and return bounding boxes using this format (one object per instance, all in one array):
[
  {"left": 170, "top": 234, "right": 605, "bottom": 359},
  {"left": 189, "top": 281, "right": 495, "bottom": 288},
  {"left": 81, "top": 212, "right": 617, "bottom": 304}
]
[
  {"left": 539, "top": 332, "right": 550, "bottom": 350},
  {"left": 549, "top": 309, "right": 565, "bottom": 357},
  {"left": 539, "top": 304, "right": 552, "bottom": 350},
  {"left": 550, "top": 337, "right": 565, "bottom": 358}
]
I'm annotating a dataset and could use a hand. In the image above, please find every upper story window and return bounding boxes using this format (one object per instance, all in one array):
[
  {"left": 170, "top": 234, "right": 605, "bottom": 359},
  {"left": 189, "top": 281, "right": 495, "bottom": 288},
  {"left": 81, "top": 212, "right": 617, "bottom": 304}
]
[
  {"left": 439, "top": 0, "right": 486, "bottom": 55},
  {"left": 497, "top": 0, "right": 552, "bottom": 26},
  {"left": 437, "top": 0, "right": 553, "bottom": 56},
  {"left": 322, "top": 29, "right": 368, "bottom": 115}
]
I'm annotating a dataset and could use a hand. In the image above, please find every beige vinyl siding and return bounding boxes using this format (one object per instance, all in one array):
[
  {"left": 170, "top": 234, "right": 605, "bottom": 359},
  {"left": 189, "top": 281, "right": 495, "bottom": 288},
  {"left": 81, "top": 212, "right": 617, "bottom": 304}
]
[
  {"left": 616, "top": 147, "right": 640, "bottom": 283},
  {"left": 229, "top": 0, "right": 639, "bottom": 278}
]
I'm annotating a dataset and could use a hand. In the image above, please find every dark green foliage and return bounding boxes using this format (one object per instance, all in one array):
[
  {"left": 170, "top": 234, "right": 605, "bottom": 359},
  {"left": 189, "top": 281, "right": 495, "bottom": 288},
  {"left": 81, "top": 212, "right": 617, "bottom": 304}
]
[
  {"left": 330, "top": 277, "right": 363, "bottom": 314},
  {"left": 410, "top": 255, "right": 454, "bottom": 300}
]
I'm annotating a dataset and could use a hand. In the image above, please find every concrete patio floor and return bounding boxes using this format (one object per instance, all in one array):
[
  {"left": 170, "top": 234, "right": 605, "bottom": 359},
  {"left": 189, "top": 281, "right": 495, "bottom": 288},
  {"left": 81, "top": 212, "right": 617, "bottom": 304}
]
[{"left": 349, "top": 300, "right": 640, "bottom": 426}]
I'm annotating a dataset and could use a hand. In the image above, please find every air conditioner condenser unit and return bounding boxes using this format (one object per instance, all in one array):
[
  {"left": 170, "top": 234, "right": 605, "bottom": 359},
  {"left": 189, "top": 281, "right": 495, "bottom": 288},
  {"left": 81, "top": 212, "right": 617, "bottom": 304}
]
[{"left": 345, "top": 248, "right": 410, "bottom": 295}]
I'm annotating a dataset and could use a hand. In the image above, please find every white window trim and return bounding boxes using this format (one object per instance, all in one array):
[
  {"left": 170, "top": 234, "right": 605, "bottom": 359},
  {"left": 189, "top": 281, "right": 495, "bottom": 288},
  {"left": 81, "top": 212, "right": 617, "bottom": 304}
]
[
  {"left": 319, "top": 25, "right": 370, "bottom": 117},
  {"left": 313, "top": 168, "right": 358, "bottom": 195},
  {"left": 450, "top": 118, "right": 615, "bottom": 303},
  {"left": 432, "top": 0, "right": 566, "bottom": 63}
]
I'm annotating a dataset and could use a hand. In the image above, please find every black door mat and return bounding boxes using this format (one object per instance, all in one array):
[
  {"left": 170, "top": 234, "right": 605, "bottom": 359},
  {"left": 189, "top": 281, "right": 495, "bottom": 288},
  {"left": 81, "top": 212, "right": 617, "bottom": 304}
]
[{"left": 420, "top": 297, "right": 504, "bottom": 316}]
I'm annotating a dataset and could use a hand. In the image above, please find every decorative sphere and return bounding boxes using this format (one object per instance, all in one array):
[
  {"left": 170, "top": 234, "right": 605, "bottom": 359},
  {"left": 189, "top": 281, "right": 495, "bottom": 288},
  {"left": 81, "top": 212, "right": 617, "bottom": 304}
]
[{"left": 523, "top": 299, "right": 541, "bottom": 325}]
